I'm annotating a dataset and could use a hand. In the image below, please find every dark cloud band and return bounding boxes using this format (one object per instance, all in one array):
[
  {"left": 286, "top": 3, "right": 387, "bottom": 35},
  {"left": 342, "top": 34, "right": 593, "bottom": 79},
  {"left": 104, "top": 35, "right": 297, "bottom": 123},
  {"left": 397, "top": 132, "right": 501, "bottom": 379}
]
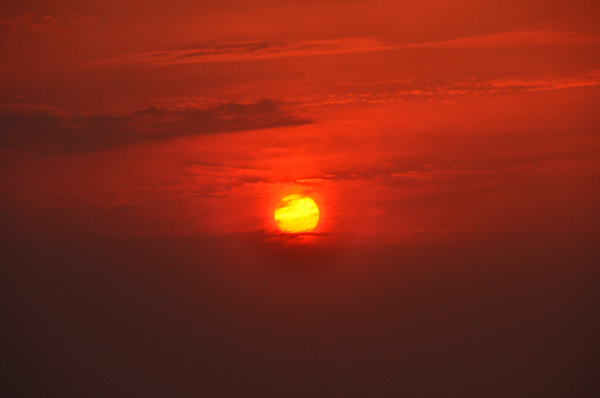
[{"left": 0, "top": 100, "right": 310, "bottom": 153}]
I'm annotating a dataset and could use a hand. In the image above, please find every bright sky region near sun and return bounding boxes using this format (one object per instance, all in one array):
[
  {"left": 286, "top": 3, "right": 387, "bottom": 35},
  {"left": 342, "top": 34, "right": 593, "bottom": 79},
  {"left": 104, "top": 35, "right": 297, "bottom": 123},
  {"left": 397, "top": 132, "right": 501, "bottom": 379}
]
[{"left": 1, "top": 0, "right": 599, "bottom": 238}]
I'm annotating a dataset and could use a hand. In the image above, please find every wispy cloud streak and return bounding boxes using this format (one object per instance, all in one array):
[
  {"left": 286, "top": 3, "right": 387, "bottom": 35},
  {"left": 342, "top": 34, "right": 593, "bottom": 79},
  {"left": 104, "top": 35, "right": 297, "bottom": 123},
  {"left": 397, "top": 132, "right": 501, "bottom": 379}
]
[
  {"left": 0, "top": 14, "right": 94, "bottom": 36},
  {"left": 86, "top": 38, "right": 394, "bottom": 68},
  {"left": 479, "top": 70, "right": 600, "bottom": 92},
  {"left": 86, "top": 31, "right": 598, "bottom": 69},
  {"left": 403, "top": 30, "right": 600, "bottom": 49}
]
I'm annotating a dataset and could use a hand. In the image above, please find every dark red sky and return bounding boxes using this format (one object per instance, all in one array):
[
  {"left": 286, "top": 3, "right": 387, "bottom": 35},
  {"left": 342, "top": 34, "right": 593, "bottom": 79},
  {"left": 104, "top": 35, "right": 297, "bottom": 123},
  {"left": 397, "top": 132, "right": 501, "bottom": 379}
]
[{"left": 1, "top": 1, "right": 599, "bottom": 396}]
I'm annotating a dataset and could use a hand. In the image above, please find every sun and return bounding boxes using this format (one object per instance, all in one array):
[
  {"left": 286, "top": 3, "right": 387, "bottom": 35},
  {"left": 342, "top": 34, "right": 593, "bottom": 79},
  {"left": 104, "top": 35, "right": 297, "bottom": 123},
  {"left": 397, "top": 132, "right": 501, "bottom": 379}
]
[{"left": 274, "top": 194, "right": 320, "bottom": 233}]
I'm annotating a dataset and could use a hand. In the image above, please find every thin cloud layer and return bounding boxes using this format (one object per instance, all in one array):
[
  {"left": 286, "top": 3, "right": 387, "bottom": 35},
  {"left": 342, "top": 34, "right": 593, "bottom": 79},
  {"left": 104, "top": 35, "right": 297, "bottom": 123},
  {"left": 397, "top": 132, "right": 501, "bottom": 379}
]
[
  {"left": 85, "top": 31, "right": 596, "bottom": 69},
  {"left": 0, "top": 100, "right": 310, "bottom": 152},
  {"left": 87, "top": 38, "right": 394, "bottom": 68},
  {"left": 403, "top": 30, "right": 600, "bottom": 49},
  {"left": 0, "top": 14, "right": 93, "bottom": 36},
  {"left": 479, "top": 71, "right": 600, "bottom": 92}
]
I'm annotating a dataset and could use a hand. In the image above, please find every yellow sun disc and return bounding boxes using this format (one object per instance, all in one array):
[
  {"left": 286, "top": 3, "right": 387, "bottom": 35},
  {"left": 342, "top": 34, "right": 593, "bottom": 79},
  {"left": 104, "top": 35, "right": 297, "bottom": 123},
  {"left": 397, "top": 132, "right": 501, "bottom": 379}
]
[{"left": 274, "top": 194, "right": 319, "bottom": 233}]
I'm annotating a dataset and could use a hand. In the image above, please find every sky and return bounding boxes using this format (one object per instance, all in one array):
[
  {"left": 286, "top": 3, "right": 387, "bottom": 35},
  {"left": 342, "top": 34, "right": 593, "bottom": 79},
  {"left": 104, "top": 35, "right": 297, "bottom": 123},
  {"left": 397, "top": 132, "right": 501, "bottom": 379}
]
[{"left": 1, "top": 1, "right": 600, "bottom": 396}]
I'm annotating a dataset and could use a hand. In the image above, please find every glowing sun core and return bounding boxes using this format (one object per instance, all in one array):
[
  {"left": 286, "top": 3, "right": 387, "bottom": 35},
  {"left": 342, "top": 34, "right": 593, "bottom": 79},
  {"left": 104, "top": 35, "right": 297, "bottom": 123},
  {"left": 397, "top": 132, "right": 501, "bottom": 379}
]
[{"left": 274, "top": 194, "right": 320, "bottom": 233}]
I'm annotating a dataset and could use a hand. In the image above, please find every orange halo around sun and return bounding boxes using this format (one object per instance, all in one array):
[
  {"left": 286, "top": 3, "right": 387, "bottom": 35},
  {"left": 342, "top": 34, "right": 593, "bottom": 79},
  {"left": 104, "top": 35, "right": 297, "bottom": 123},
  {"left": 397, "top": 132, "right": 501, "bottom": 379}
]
[{"left": 274, "top": 194, "right": 320, "bottom": 233}]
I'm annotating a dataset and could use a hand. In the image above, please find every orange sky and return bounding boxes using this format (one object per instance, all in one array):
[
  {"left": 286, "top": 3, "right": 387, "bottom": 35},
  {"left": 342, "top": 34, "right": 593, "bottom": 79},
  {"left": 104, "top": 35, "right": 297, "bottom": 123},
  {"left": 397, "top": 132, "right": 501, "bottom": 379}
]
[{"left": 1, "top": 0, "right": 599, "bottom": 237}]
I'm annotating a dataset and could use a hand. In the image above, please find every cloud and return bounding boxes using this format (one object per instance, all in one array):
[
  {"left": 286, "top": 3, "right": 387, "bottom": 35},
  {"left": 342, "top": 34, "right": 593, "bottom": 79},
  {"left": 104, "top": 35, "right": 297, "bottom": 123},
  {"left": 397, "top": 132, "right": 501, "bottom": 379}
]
[
  {"left": 403, "top": 30, "right": 600, "bottom": 49},
  {"left": 478, "top": 71, "right": 600, "bottom": 92},
  {"left": 86, "top": 38, "right": 394, "bottom": 68},
  {"left": 82, "top": 30, "right": 598, "bottom": 69},
  {"left": 0, "top": 14, "right": 93, "bottom": 36},
  {"left": 185, "top": 164, "right": 276, "bottom": 197},
  {"left": 0, "top": 100, "right": 310, "bottom": 152}
]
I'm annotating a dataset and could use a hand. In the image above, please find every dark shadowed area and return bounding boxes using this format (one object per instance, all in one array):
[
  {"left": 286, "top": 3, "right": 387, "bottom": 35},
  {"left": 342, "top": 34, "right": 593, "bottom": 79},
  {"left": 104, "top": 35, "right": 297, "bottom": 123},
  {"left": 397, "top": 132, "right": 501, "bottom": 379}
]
[{"left": 2, "top": 231, "right": 599, "bottom": 397}]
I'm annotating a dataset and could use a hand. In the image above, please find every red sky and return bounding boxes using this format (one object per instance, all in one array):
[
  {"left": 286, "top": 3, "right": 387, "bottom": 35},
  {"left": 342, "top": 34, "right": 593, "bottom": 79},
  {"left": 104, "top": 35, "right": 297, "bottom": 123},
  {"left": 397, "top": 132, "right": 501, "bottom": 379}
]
[
  {"left": 2, "top": 2, "right": 600, "bottom": 397},
  {"left": 1, "top": 0, "right": 600, "bottom": 237}
]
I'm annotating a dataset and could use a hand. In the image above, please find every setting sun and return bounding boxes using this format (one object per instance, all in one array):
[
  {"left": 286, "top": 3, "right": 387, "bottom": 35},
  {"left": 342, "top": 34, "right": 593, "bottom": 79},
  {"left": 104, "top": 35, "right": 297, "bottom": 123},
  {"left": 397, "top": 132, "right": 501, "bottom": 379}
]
[{"left": 274, "top": 194, "right": 319, "bottom": 233}]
